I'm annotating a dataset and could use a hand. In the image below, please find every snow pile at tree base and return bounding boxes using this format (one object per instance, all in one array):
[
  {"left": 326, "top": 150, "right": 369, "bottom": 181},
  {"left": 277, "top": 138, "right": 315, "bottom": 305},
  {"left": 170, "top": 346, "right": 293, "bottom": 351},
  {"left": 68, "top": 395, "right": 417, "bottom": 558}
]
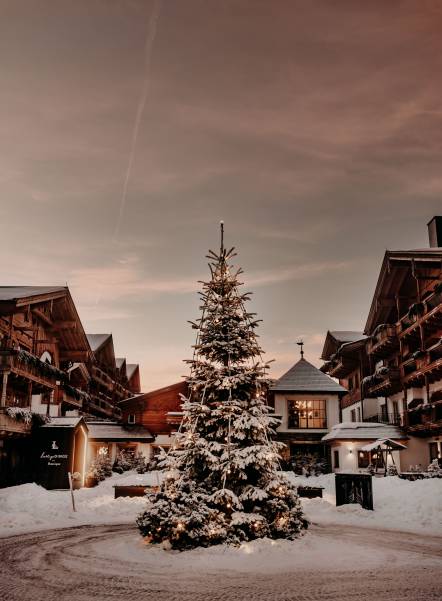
[{"left": 92, "top": 526, "right": 441, "bottom": 573}]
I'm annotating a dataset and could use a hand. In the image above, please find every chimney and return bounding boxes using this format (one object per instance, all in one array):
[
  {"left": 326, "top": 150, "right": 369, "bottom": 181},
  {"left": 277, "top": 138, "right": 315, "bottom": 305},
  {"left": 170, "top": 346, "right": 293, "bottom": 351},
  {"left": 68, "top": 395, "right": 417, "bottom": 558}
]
[{"left": 427, "top": 216, "right": 442, "bottom": 248}]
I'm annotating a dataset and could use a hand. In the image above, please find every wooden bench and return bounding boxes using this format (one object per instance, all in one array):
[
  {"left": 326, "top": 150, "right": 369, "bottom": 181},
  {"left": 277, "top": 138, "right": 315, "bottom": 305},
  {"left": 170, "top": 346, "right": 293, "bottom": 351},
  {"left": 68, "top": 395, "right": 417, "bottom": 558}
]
[
  {"left": 113, "top": 484, "right": 158, "bottom": 498},
  {"left": 297, "top": 486, "right": 324, "bottom": 499}
]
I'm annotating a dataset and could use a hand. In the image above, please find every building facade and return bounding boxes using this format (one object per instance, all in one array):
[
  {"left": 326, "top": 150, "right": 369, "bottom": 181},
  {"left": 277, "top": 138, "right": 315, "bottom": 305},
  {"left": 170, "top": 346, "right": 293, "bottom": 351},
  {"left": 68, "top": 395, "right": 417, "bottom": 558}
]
[
  {"left": 321, "top": 217, "right": 442, "bottom": 471},
  {"left": 119, "top": 381, "right": 187, "bottom": 461},
  {"left": 269, "top": 355, "right": 346, "bottom": 472},
  {"left": 0, "top": 286, "right": 142, "bottom": 486}
]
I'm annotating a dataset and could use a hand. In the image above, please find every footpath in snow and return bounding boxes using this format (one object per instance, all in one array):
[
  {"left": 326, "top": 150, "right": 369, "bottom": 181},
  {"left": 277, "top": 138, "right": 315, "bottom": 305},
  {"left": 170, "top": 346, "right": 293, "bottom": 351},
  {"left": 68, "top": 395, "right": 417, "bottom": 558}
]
[{"left": 0, "top": 471, "right": 441, "bottom": 538}]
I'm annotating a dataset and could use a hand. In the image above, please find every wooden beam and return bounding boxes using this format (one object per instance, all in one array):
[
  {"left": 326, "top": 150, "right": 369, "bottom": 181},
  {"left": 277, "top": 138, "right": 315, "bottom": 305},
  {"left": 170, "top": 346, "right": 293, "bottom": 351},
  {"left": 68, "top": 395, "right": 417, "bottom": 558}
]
[
  {"left": 50, "top": 321, "right": 77, "bottom": 331},
  {"left": 59, "top": 350, "right": 90, "bottom": 362},
  {"left": 31, "top": 308, "right": 53, "bottom": 326},
  {"left": 13, "top": 324, "right": 37, "bottom": 332}
]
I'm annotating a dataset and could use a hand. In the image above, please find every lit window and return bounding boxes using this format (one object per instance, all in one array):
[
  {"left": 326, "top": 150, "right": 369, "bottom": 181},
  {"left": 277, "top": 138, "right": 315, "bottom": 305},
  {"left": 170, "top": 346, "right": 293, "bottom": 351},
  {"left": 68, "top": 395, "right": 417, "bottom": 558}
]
[
  {"left": 358, "top": 451, "right": 370, "bottom": 468},
  {"left": 287, "top": 399, "right": 327, "bottom": 429}
]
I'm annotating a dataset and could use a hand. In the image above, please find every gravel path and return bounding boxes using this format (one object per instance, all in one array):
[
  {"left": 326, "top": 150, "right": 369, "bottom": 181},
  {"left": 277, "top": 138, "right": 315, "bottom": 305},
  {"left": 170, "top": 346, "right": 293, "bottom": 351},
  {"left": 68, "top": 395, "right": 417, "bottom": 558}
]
[{"left": 0, "top": 523, "right": 441, "bottom": 601}]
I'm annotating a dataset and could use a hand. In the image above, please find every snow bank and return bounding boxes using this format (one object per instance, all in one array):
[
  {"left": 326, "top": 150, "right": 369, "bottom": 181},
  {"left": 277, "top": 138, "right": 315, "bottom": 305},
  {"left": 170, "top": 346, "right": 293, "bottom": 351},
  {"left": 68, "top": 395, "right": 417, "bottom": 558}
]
[
  {"left": 0, "top": 471, "right": 147, "bottom": 537},
  {"left": 0, "top": 471, "right": 441, "bottom": 538},
  {"left": 286, "top": 472, "right": 442, "bottom": 536}
]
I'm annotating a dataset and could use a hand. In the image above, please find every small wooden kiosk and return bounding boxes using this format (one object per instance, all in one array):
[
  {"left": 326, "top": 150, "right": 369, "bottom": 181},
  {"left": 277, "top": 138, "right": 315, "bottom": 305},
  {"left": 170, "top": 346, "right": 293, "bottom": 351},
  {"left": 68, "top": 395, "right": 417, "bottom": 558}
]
[{"left": 36, "top": 417, "right": 88, "bottom": 489}]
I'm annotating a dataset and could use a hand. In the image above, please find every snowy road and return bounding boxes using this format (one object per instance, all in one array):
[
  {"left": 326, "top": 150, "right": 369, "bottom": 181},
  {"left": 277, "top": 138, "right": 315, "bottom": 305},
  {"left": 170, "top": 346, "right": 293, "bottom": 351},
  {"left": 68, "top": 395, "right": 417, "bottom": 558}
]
[{"left": 0, "top": 523, "right": 441, "bottom": 601}]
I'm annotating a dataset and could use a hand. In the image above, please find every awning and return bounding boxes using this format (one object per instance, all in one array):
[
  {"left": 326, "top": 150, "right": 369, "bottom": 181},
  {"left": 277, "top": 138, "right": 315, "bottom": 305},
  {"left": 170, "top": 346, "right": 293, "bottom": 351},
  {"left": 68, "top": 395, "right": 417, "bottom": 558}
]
[{"left": 360, "top": 438, "right": 407, "bottom": 452}]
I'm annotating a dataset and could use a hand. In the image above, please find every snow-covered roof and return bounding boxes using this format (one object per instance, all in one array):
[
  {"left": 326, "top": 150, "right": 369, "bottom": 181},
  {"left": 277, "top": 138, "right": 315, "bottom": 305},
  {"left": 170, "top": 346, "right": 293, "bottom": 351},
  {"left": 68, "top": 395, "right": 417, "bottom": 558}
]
[
  {"left": 271, "top": 358, "right": 347, "bottom": 393},
  {"left": 322, "top": 422, "right": 408, "bottom": 442},
  {"left": 41, "top": 417, "right": 86, "bottom": 429},
  {"left": 360, "top": 438, "right": 408, "bottom": 452},
  {"left": 86, "top": 334, "right": 112, "bottom": 352},
  {"left": 126, "top": 363, "right": 139, "bottom": 379},
  {"left": 115, "top": 358, "right": 126, "bottom": 369},
  {"left": 87, "top": 422, "right": 153, "bottom": 442},
  {"left": 329, "top": 331, "right": 367, "bottom": 343},
  {"left": 0, "top": 286, "right": 66, "bottom": 301}
]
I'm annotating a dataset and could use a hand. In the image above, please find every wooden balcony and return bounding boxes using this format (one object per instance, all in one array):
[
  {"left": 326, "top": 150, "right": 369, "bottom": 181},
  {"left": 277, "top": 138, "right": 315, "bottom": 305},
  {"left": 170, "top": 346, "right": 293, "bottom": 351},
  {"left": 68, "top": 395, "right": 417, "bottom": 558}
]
[
  {"left": 0, "top": 349, "right": 64, "bottom": 391},
  {"left": 326, "top": 356, "right": 358, "bottom": 379},
  {"left": 87, "top": 394, "right": 114, "bottom": 417},
  {"left": 341, "top": 388, "right": 362, "bottom": 409},
  {"left": 367, "top": 325, "right": 398, "bottom": 358},
  {"left": 0, "top": 408, "right": 32, "bottom": 436},
  {"left": 91, "top": 365, "right": 114, "bottom": 389},
  {"left": 57, "top": 384, "right": 89, "bottom": 409},
  {"left": 362, "top": 368, "right": 401, "bottom": 398},
  {"left": 405, "top": 401, "right": 442, "bottom": 435},
  {"left": 403, "top": 352, "right": 442, "bottom": 387},
  {"left": 398, "top": 289, "right": 442, "bottom": 340}
]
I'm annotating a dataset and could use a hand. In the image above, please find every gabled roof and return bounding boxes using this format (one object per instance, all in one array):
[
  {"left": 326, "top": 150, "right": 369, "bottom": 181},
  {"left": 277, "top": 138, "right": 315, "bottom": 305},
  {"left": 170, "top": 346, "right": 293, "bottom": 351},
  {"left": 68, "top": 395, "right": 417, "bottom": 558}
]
[
  {"left": 321, "top": 330, "right": 367, "bottom": 360},
  {"left": 115, "top": 358, "right": 126, "bottom": 369},
  {"left": 329, "top": 331, "right": 366, "bottom": 343},
  {"left": 364, "top": 248, "right": 442, "bottom": 334},
  {"left": 270, "top": 358, "right": 347, "bottom": 394},
  {"left": 126, "top": 363, "right": 139, "bottom": 380},
  {"left": 86, "top": 334, "right": 112, "bottom": 352},
  {"left": 41, "top": 416, "right": 88, "bottom": 429},
  {"left": 0, "top": 286, "right": 67, "bottom": 302}
]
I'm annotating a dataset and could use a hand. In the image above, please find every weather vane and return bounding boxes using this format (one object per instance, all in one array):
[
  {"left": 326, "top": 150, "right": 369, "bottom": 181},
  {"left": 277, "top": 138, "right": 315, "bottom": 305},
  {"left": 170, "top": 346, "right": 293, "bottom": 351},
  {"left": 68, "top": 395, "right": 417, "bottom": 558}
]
[{"left": 296, "top": 340, "right": 304, "bottom": 358}]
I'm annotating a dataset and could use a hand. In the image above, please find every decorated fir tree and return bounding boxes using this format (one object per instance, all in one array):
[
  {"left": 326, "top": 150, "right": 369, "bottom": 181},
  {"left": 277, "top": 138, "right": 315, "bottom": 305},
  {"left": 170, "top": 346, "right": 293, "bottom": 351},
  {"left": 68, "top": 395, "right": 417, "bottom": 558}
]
[{"left": 137, "top": 225, "right": 307, "bottom": 549}]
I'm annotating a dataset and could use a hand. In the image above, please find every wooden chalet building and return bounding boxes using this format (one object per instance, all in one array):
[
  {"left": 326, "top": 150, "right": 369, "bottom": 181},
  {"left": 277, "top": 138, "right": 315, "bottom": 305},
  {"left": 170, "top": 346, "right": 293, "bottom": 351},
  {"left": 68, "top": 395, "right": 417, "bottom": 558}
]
[
  {"left": 119, "top": 381, "right": 187, "bottom": 460},
  {"left": 321, "top": 217, "right": 442, "bottom": 471},
  {"left": 0, "top": 286, "right": 142, "bottom": 486}
]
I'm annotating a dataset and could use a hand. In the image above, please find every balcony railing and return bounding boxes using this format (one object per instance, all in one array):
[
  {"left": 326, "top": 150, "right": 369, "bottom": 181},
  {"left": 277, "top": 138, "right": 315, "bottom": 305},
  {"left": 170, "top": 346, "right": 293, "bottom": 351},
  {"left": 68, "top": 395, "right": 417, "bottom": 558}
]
[
  {"left": 403, "top": 351, "right": 442, "bottom": 387},
  {"left": 362, "top": 367, "right": 401, "bottom": 398},
  {"left": 367, "top": 324, "right": 398, "bottom": 357},
  {"left": 363, "top": 412, "right": 403, "bottom": 426},
  {"left": 341, "top": 388, "right": 362, "bottom": 409},
  {"left": 0, "top": 349, "right": 65, "bottom": 390},
  {"left": 405, "top": 402, "right": 442, "bottom": 432},
  {"left": 0, "top": 408, "right": 32, "bottom": 435},
  {"left": 325, "top": 356, "right": 358, "bottom": 379},
  {"left": 399, "top": 288, "right": 442, "bottom": 339}
]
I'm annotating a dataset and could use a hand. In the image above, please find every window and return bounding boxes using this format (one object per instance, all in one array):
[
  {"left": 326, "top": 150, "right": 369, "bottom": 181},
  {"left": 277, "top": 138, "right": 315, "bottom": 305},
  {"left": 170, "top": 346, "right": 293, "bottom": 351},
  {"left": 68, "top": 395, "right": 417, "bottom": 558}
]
[
  {"left": 358, "top": 451, "right": 370, "bottom": 468},
  {"left": 127, "top": 414, "right": 136, "bottom": 424},
  {"left": 287, "top": 399, "right": 327, "bottom": 429},
  {"left": 348, "top": 376, "right": 353, "bottom": 391},
  {"left": 333, "top": 450, "right": 340, "bottom": 469},
  {"left": 392, "top": 401, "right": 399, "bottom": 423},
  {"left": 351, "top": 409, "right": 356, "bottom": 422},
  {"left": 357, "top": 407, "right": 361, "bottom": 422}
]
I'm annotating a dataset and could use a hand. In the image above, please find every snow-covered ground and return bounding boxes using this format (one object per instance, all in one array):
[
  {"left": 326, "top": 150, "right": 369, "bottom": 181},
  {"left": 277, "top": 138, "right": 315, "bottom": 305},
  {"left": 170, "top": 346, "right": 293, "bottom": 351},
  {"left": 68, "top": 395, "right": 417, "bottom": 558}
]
[
  {"left": 0, "top": 470, "right": 441, "bottom": 538},
  {"left": 288, "top": 472, "right": 442, "bottom": 536}
]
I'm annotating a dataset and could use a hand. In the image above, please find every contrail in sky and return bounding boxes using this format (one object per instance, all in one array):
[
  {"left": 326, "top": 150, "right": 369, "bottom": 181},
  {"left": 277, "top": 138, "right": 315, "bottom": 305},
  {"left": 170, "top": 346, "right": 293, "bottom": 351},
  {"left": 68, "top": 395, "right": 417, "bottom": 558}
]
[{"left": 113, "top": 0, "right": 162, "bottom": 241}]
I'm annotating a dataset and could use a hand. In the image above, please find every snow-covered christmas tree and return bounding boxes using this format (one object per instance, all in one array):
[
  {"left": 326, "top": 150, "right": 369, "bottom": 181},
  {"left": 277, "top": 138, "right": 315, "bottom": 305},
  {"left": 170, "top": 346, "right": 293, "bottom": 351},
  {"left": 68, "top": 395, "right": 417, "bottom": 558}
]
[{"left": 137, "top": 224, "right": 307, "bottom": 550}]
